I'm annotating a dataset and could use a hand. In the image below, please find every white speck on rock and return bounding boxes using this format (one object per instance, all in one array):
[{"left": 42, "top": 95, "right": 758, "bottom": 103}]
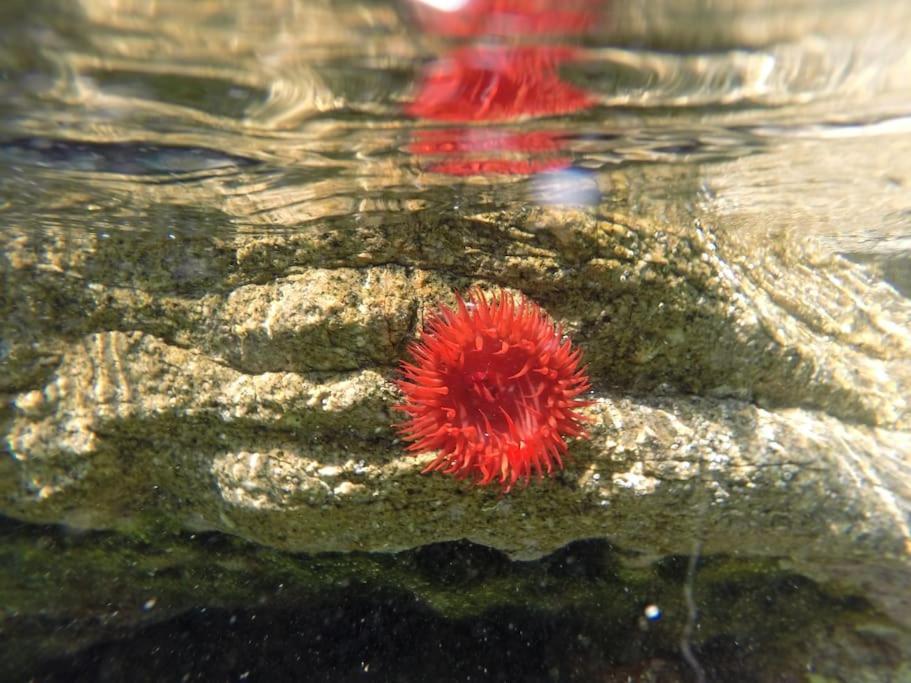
[{"left": 612, "top": 462, "right": 659, "bottom": 495}]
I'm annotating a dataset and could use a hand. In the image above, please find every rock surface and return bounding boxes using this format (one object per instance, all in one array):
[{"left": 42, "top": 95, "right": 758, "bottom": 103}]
[{"left": 2, "top": 199, "right": 911, "bottom": 677}]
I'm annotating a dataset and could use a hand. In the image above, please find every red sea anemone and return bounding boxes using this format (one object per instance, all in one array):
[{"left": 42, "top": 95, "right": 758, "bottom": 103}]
[{"left": 395, "top": 289, "right": 592, "bottom": 491}]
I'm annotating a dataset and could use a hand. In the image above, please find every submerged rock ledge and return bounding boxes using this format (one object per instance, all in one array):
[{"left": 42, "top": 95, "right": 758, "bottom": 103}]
[{"left": 2, "top": 206, "right": 910, "bottom": 676}]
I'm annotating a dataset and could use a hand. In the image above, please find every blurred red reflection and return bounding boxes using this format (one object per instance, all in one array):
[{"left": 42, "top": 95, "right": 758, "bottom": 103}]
[
  {"left": 409, "top": 129, "right": 565, "bottom": 155},
  {"left": 427, "top": 157, "right": 571, "bottom": 175},
  {"left": 405, "top": 0, "right": 599, "bottom": 176},
  {"left": 406, "top": 46, "right": 593, "bottom": 122},
  {"left": 409, "top": 129, "right": 570, "bottom": 175}
]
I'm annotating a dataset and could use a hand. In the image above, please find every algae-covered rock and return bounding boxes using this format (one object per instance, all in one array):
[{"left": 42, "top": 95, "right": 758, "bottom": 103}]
[{"left": 2, "top": 196, "right": 911, "bottom": 677}]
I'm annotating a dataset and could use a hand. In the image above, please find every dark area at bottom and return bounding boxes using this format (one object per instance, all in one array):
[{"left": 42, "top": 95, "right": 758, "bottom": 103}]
[
  {"left": 31, "top": 596, "right": 752, "bottom": 683},
  {"left": 2, "top": 517, "right": 874, "bottom": 683}
]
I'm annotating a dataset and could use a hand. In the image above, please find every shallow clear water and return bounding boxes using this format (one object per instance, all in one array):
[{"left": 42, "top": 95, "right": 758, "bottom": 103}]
[{"left": 2, "top": 0, "right": 911, "bottom": 680}]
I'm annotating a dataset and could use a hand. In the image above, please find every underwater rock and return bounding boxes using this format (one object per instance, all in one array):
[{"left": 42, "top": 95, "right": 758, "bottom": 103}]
[{"left": 2, "top": 202, "right": 910, "bottom": 675}]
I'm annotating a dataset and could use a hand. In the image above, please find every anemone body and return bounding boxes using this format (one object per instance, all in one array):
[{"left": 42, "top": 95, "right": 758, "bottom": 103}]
[{"left": 396, "top": 289, "right": 591, "bottom": 491}]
